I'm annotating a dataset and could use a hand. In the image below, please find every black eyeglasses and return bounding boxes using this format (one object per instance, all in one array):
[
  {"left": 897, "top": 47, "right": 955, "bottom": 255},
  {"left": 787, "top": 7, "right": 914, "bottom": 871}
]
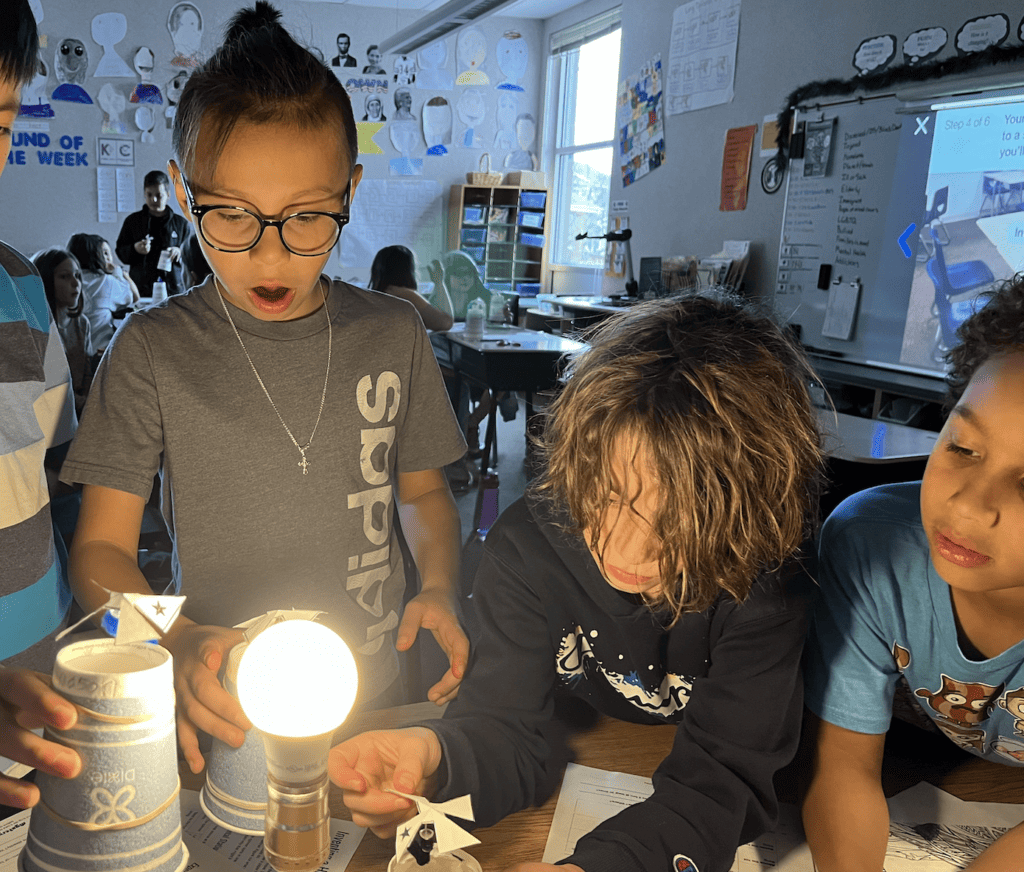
[{"left": 180, "top": 175, "right": 351, "bottom": 256}]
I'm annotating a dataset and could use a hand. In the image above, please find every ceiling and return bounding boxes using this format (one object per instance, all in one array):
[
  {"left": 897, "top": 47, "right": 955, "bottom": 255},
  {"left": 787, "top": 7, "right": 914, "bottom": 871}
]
[{"left": 318, "top": 0, "right": 580, "bottom": 19}]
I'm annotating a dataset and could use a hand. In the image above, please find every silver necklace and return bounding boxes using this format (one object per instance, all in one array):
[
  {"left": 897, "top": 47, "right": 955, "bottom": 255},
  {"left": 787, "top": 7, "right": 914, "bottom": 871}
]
[{"left": 216, "top": 277, "right": 332, "bottom": 475}]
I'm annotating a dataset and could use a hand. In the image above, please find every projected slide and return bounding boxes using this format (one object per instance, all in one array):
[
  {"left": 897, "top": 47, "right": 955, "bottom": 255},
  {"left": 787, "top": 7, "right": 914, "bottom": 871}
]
[{"left": 899, "top": 103, "right": 1024, "bottom": 369}]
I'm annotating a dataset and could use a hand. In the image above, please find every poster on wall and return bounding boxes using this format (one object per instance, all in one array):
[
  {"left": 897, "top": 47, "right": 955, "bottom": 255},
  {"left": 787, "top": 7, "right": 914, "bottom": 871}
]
[
  {"left": 617, "top": 55, "right": 664, "bottom": 188},
  {"left": 341, "top": 178, "right": 442, "bottom": 268},
  {"left": 666, "top": 0, "right": 740, "bottom": 115}
]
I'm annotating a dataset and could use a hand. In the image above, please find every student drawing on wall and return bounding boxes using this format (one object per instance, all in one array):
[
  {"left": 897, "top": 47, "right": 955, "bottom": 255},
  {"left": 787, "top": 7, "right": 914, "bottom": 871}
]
[
  {"left": 362, "top": 44, "right": 385, "bottom": 75},
  {"left": 52, "top": 38, "right": 91, "bottom": 103},
  {"left": 362, "top": 93, "right": 385, "bottom": 122},
  {"left": 393, "top": 86, "right": 415, "bottom": 120},
  {"left": 493, "top": 90, "right": 517, "bottom": 150},
  {"left": 495, "top": 30, "right": 527, "bottom": 92},
  {"left": 331, "top": 32, "right": 356, "bottom": 67},
  {"left": 416, "top": 40, "right": 452, "bottom": 90},
  {"left": 19, "top": 53, "right": 53, "bottom": 117},
  {"left": 168, "top": 2, "right": 204, "bottom": 67},
  {"left": 423, "top": 96, "right": 451, "bottom": 155},
  {"left": 165, "top": 71, "right": 189, "bottom": 128},
  {"left": 456, "top": 26, "right": 489, "bottom": 85},
  {"left": 98, "top": 83, "right": 128, "bottom": 134},
  {"left": 393, "top": 54, "right": 415, "bottom": 86},
  {"left": 130, "top": 47, "right": 162, "bottom": 104},
  {"left": 135, "top": 105, "right": 156, "bottom": 143},
  {"left": 455, "top": 88, "right": 485, "bottom": 148},
  {"left": 390, "top": 121, "right": 423, "bottom": 176},
  {"left": 504, "top": 112, "right": 537, "bottom": 170},
  {"left": 91, "top": 13, "right": 135, "bottom": 78}
]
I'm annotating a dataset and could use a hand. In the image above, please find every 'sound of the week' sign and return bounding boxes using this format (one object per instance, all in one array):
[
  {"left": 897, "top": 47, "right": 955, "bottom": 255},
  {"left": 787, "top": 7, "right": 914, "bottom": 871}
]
[{"left": 6, "top": 131, "right": 89, "bottom": 167}]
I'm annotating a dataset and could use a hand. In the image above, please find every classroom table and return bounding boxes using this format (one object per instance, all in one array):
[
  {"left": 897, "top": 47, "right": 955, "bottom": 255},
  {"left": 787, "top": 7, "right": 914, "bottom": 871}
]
[
  {"left": 430, "top": 323, "right": 586, "bottom": 474},
  {"left": 178, "top": 700, "right": 1024, "bottom": 871},
  {"left": 816, "top": 408, "right": 938, "bottom": 464}
]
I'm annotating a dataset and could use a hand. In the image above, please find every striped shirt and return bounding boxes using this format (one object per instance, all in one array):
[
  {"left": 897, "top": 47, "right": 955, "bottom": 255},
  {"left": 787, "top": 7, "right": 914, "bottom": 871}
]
[{"left": 0, "top": 240, "right": 76, "bottom": 669}]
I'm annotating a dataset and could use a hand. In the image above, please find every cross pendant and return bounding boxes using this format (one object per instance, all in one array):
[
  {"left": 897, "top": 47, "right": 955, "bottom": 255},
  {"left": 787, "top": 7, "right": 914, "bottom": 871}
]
[{"left": 298, "top": 449, "right": 310, "bottom": 475}]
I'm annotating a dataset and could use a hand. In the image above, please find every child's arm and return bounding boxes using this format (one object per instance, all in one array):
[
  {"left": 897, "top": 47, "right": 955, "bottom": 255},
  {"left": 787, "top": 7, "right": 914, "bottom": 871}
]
[
  {"left": 396, "top": 467, "right": 468, "bottom": 704},
  {"left": 380, "top": 284, "right": 454, "bottom": 332},
  {"left": 801, "top": 714, "right": 888, "bottom": 872},
  {"left": 70, "top": 484, "right": 249, "bottom": 773}
]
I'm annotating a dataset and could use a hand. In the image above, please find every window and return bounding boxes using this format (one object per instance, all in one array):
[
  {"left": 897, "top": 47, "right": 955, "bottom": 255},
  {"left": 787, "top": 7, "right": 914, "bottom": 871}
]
[{"left": 548, "top": 9, "right": 622, "bottom": 268}]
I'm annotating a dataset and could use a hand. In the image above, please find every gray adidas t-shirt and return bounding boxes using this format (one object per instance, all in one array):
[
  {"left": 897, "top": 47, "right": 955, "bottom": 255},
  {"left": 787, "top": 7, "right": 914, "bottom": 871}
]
[{"left": 63, "top": 278, "right": 465, "bottom": 700}]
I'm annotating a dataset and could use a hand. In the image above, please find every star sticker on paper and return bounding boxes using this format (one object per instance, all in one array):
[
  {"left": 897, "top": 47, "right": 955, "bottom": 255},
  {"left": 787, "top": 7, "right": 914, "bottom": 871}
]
[
  {"left": 56, "top": 581, "right": 186, "bottom": 644},
  {"left": 388, "top": 789, "right": 480, "bottom": 862}
]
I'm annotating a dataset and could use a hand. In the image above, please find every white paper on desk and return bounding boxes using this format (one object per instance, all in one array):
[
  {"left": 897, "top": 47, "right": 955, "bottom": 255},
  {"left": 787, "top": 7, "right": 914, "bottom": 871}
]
[
  {"left": 540, "top": 766, "right": 1024, "bottom": 872},
  {"left": 0, "top": 810, "right": 30, "bottom": 872},
  {"left": 179, "top": 789, "right": 365, "bottom": 871}
]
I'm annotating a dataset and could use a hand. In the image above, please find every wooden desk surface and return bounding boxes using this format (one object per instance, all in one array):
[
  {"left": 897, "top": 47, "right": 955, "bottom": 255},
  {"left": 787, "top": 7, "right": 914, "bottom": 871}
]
[
  {"left": 181, "top": 703, "right": 1024, "bottom": 871},
  {"left": 817, "top": 408, "right": 939, "bottom": 464}
]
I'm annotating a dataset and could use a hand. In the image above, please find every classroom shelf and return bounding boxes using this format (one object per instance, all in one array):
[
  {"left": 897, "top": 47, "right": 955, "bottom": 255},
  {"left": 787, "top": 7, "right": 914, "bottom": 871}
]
[{"left": 449, "top": 183, "right": 550, "bottom": 300}]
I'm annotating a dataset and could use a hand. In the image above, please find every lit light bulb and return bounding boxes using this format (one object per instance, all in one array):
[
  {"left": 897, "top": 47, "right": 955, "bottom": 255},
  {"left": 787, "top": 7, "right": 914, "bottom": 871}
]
[{"left": 236, "top": 620, "right": 358, "bottom": 872}]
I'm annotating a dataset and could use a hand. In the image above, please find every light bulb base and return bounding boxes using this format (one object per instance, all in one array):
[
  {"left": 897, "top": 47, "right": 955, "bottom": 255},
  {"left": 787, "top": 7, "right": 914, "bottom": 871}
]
[{"left": 263, "top": 772, "right": 330, "bottom": 872}]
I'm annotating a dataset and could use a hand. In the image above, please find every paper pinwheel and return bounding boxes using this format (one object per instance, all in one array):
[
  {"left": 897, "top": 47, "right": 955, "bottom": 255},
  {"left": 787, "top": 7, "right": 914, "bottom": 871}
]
[
  {"left": 57, "top": 582, "right": 186, "bottom": 644},
  {"left": 389, "top": 790, "right": 480, "bottom": 862}
]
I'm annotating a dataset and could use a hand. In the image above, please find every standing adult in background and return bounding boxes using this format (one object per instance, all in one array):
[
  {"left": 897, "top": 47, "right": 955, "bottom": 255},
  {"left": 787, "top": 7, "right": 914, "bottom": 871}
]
[
  {"left": 115, "top": 169, "right": 192, "bottom": 297},
  {"left": 369, "top": 244, "right": 453, "bottom": 331},
  {"left": 0, "top": 0, "right": 83, "bottom": 810},
  {"left": 331, "top": 32, "right": 355, "bottom": 67}
]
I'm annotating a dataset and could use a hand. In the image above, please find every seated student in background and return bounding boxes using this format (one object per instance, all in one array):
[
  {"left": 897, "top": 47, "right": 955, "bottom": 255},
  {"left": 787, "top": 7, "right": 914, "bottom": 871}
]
[
  {"left": 32, "top": 248, "right": 94, "bottom": 414},
  {"left": 432, "top": 249, "right": 487, "bottom": 319},
  {"left": 369, "top": 244, "right": 454, "bottom": 331},
  {"left": 332, "top": 292, "right": 825, "bottom": 872},
  {"left": 803, "top": 275, "right": 1024, "bottom": 871},
  {"left": 0, "top": 0, "right": 82, "bottom": 810},
  {"left": 67, "top": 232, "right": 138, "bottom": 353},
  {"left": 115, "top": 169, "right": 192, "bottom": 297}
]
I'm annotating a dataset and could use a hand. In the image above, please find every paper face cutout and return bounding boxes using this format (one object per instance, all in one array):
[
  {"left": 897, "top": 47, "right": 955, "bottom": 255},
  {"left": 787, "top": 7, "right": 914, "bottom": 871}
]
[
  {"left": 92, "top": 13, "right": 135, "bottom": 77},
  {"left": 496, "top": 30, "right": 527, "bottom": 91},
  {"left": 168, "top": 2, "right": 204, "bottom": 66},
  {"left": 493, "top": 91, "right": 518, "bottom": 150},
  {"left": 504, "top": 113, "right": 536, "bottom": 169},
  {"left": 423, "top": 96, "right": 452, "bottom": 154},
  {"left": 131, "top": 47, "right": 162, "bottom": 104},
  {"left": 52, "top": 38, "right": 92, "bottom": 103},
  {"left": 393, "top": 55, "right": 416, "bottom": 86},
  {"left": 99, "top": 83, "right": 128, "bottom": 133},
  {"left": 135, "top": 105, "right": 156, "bottom": 142},
  {"left": 456, "top": 88, "right": 486, "bottom": 148},
  {"left": 19, "top": 53, "right": 53, "bottom": 117},
  {"left": 417, "top": 41, "right": 452, "bottom": 90},
  {"left": 165, "top": 70, "right": 189, "bottom": 127},
  {"left": 456, "top": 27, "right": 489, "bottom": 85},
  {"left": 362, "top": 93, "right": 386, "bottom": 122}
]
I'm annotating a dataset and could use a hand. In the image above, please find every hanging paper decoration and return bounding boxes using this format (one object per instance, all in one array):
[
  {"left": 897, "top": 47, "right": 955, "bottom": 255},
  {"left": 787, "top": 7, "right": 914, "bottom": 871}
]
[
  {"left": 92, "top": 13, "right": 134, "bottom": 77},
  {"left": 456, "top": 27, "right": 489, "bottom": 85},
  {"left": 393, "top": 54, "right": 416, "bottom": 86},
  {"left": 52, "top": 38, "right": 92, "bottom": 103},
  {"left": 495, "top": 30, "right": 527, "bottom": 91},
  {"left": 456, "top": 88, "right": 486, "bottom": 148},
  {"left": 19, "top": 52, "right": 53, "bottom": 117},
  {"left": 423, "top": 96, "right": 452, "bottom": 155},
  {"left": 129, "top": 47, "right": 162, "bottom": 104},
  {"left": 168, "top": 2, "right": 204, "bottom": 67},
  {"left": 417, "top": 40, "right": 452, "bottom": 90},
  {"left": 98, "top": 83, "right": 129, "bottom": 134}
]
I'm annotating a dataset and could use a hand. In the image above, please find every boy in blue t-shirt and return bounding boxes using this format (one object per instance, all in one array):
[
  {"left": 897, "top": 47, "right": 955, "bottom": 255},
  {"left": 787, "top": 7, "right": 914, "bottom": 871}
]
[
  {"left": 803, "top": 274, "right": 1024, "bottom": 870},
  {"left": 0, "top": 0, "right": 82, "bottom": 809}
]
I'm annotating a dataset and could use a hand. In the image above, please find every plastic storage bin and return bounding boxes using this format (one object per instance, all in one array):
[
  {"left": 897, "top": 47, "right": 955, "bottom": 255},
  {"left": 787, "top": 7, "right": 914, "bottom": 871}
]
[
  {"left": 462, "top": 245, "right": 486, "bottom": 263},
  {"left": 517, "top": 211, "right": 545, "bottom": 228},
  {"left": 461, "top": 227, "right": 487, "bottom": 244},
  {"left": 519, "top": 191, "right": 547, "bottom": 210},
  {"left": 463, "top": 206, "right": 485, "bottom": 224},
  {"left": 515, "top": 282, "right": 541, "bottom": 297},
  {"left": 519, "top": 231, "right": 545, "bottom": 248}
]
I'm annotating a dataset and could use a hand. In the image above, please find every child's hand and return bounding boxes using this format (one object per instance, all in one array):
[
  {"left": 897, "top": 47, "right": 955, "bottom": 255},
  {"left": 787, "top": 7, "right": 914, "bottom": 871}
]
[
  {"left": 427, "top": 259, "right": 444, "bottom": 289},
  {"left": 0, "top": 668, "right": 82, "bottom": 808},
  {"left": 160, "top": 623, "right": 249, "bottom": 773},
  {"left": 396, "top": 589, "right": 469, "bottom": 705},
  {"left": 328, "top": 727, "right": 441, "bottom": 837},
  {"left": 167, "top": 246, "right": 182, "bottom": 263}
]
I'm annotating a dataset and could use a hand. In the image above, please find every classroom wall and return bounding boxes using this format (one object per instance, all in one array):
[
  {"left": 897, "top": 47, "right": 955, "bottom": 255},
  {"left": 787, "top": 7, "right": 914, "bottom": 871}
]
[
  {"left": 545, "top": 0, "right": 1017, "bottom": 300},
  {"left": 0, "top": 0, "right": 543, "bottom": 285}
]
